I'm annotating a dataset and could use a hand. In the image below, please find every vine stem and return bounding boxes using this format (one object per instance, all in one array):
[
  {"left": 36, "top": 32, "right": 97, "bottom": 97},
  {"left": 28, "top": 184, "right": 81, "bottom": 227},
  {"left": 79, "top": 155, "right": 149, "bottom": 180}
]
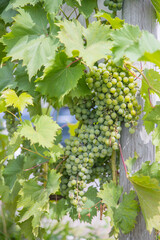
[
  {"left": 55, "top": 157, "right": 67, "bottom": 170},
  {"left": 111, "top": 150, "right": 117, "bottom": 183},
  {"left": 125, "top": 62, "right": 160, "bottom": 96},
  {"left": 66, "top": 57, "right": 82, "bottom": 68},
  {"left": 21, "top": 147, "right": 50, "bottom": 160},
  {"left": 6, "top": 110, "right": 20, "bottom": 121},
  {"left": 0, "top": 203, "right": 8, "bottom": 240},
  {"left": 119, "top": 142, "right": 128, "bottom": 178},
  {"left": 60, "top": 7, "right": 69, "bottom": 20},
  {"left": 85, "top": 18, "right": 89, "bottom": 28},
  {"left": 24, "top": 160, "right": 49, "bottom": 171}
]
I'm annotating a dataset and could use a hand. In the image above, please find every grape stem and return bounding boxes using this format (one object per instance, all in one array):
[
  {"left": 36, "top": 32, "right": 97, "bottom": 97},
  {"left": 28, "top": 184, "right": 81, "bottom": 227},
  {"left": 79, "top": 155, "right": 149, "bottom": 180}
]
[
  {"left": 66, "top": 57, "right": 82, "bottom": 68},
  {"left": 24, "top": 160, "right": 49, "bottom": 171},
  {"left": 119, "top": 142, "right": 128, "bottom": 178},
  {"left": 55, "top": 157, "right": 67, "bottom": 170},
  {"left": 111, "top": 150, "right": 117, "bottom": 183},
  {"left": 6, "top": 110, "right": 20, "bottom": 121},
  {"left": 21, "top": 146, "right": 50, "bottom": 160},
  {"left": 60, "top": 7, "right": 69, "bottom": 20},
  {"left": 125, "top": 62, "right": 160, "bottom": 96}
]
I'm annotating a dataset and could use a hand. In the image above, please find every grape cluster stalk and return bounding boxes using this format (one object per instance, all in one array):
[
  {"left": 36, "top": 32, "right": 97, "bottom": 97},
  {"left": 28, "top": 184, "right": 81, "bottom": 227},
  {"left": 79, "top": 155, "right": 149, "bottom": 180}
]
[{"left": 60, "top": 57, "right": 141, "bottom": 213}]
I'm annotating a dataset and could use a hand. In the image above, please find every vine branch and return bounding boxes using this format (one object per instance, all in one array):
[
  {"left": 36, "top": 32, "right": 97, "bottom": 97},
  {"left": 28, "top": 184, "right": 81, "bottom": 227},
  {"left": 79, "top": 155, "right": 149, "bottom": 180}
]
[{"left": 119, "top": 142, "right": 128, "bottom": 178}]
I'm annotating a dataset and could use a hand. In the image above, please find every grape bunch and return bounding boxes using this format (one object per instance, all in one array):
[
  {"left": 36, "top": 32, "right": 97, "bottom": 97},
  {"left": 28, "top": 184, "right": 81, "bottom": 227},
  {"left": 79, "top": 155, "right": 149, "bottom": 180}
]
[
  {"left": 60, "top": 57, "right": 141, "bottom": 213},
  {"left": 104, "top": 0, "right": 123, "bottom": 13},
  {"left": 3, "top": 107, "right": 19, "bottom": 138}
]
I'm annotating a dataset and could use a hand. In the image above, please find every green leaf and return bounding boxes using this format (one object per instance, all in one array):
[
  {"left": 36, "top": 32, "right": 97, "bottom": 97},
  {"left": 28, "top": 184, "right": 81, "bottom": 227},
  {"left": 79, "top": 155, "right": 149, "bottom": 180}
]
[
  {"left": 0, "top": 0, "right": 10, "bottom": 14},
  {"left": 2, "top": 89, "right": 33, "bottom": 112},
  {"left": 95, "top": 11, "right": 124, "bottom": 29},
  {"left": 111, "top": 24, "right": 160, "bottom": 62},
  {"left": 0, "top": 62, "right": 15, "bottom": 91},
  {"left": 43, "top": 0, "right": 63, "bottom": 14},
  {"left": 14, "top": 64, "right": 36, "bottom": 97},
  {"left": 143, "top": 69, "right": 160, "bottom": 96},
  {"left": 130, "top": 174, "right": 160, "bottom": 233},
  {"left": 18, "top": 169, "right": 60, "bottom": 236},
  {"left": 50, "top": 199, "right": 69, "bottom": 221},
  {"left": 80, "top": 187, "right": 101, "bottom": 223},
  {"left": 78, "top": 0, "right": 97, "bottom": 18},
  {"left": 144, "top": 105, "right": 160, "bottom": 122},
  {"left": 0, "top": 98, "right": 7, "bottom": 113},
  {"left": 125, "top": 152, "right": 138, "bottom": 174},
  {"left": 1, "top": 2, "right": 17, "bottom": 24},
  {"left": 7, "top": 132, "right": 22, "bottom": 160},
  {"left": 152, "top": 125, "right": 160, "bottom": 146},
  {"left": 36, "top": 52, "right": 85, "bottom": 100},
  {"left": 18, "top": 115, "right": 60, "bottom": 148},
  {"left": 57, "top": 20, "right": 112, "bottom": 67},
  {"left": 44, "top": 144, "right": 64, "bottom": 163},
  {"left": 151, "top": 0, "right": 160, "bottom": 14},
  {"left": 140, "top": 50, "right": 160, "bottom": 67},
  {"left": 3, "top": 156, "right": 24, "bottom": 189},
  {"left": 98, "top": 181, "right": 123, "bottom": 223},
  {"left": 2, "top": 5, "right": 59, "bottom": 79},
  {"left": 69, "top": 76, "right": 91, "bottom": 98},
  {"left": 12, "top": 0, "right": 40, "bottom": 8},
  {"left": 113, "top": 191, "right": 139, "bottom": 234}
]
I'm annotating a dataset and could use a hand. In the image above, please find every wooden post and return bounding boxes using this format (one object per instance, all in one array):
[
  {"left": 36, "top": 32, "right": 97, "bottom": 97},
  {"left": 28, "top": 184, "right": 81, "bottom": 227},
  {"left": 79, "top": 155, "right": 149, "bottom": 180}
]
[{"left": 119, "top": 1, "right": 157, "bottom": 239}]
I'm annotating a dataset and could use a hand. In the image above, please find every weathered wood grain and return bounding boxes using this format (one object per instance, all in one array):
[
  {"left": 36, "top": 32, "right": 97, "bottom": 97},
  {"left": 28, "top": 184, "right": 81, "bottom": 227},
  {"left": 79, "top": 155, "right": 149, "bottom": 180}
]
[{"left": 119, "top": 1, "right": 157, "bottom": 239}]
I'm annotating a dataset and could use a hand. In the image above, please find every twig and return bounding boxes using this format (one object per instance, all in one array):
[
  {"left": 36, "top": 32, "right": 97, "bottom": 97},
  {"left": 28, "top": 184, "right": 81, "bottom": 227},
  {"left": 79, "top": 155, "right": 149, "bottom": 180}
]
[
  {"left": 21, "top": 147, "right": 50, "bottom": 160},
  {"left": 82, "top": 200, "right": 102, "bottom": 210},
  {"left": 119, "top": 142, "right": 128, "bottom": 178},
  {"left": 60, "top": 7, "right": 69, "bottom": 20},
  {"left": 6, "top": 110, "right": 20, "bottom": 121},
  {"left": 24, "top": 161, "right": 49, "bottom": 171},
  {"left": 55, "top": 157, "right": 67, "bottom": 170},
  {"left": 126, "top": 62, "right": 160, "bottom": 96},
  {"left": 66, "top": 57, "right": 82, "bottom": 68}
]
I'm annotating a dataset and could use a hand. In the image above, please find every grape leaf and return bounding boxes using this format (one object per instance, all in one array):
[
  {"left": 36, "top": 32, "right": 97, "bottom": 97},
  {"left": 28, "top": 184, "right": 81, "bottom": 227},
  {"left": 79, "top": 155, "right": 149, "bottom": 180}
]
[
  {"left": 130, "top": 174, "right": 160, "bottom": 233},
  {"left": 140, "top": 50, "right": 160, "bottom": 67},
  {"left": 113, "top": 191, "right": 139, "bottom": 234},
  {"left": 143, "top": 69, "right": 160, "bottom": 95},
  {"left": 80, "top": 187, "right": 101, "bottom": 223},
  {"left": 2, "top": 5, "right": 59, "bottom": 79},
  {"left": 151, "top": 0, "right": 160, "bottom": 11},
  {"left": 0, "top": 62, "right": 15, "bottom": 92},
  {"left": 125, "top": 152, "right": 138, "bottom": 174},
  {"left": 152, "top": 125, "right": 160, "bottom": 146},
  {"left": 36, "top": 52, "right": 85, "bottom": 100},
  {"left": 1, "top": 89, "right": 33, "bottom": 112},
  {"left": 7, "top": 132, "right": 22, "bottom": 160},
  {"left": 57, "top": 20, "right": 112, "bottom": 67},
  {"left": 0, "top": 98, "right": 7, "bottom": 113},
  {"left": 42, "top": 0, "right": 63, "bottom": 14},
  {"left": 78, "top": 0, "right": 97, "bottom": 18},
  {"left": 3, "top": 156, "right": 24, "bottom": 190},
  {"left": 14, "top": 64, "right": 36, "bottom": 97},
  {"left": 111, "top": 24, "right": 160, "bottom": 62},
  {"left": 50, "top": 199, "right": 69, "bottom": 221},
  {"left": 0, "top": 0, "right": 10, "bottom": 14},
  {"left": 144, "top": 105, "right": 160, "bottom": 122},
  {"left": 18, "top": 115, "right": 60, "bottom": 148},
  {"left": 95, "top": 11, "right": 124, "bottom": 29},
  {"left": 98, "top": 181, "right": 123, "bottom": 223},
  {"left": 12, "top": 0, "right": 40, "bottom": 8},
  {"left": 135, "top": 161, "right": 160, "bottom": 180},
  {"left": 69, "top": 76, "right": 91, "bottom": 98},
  {"left": 18, "top": 169, "right": 60, "bottom": 236},
  {"left": 1, "top": 2, "right": 17, "bottom": 24}
]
